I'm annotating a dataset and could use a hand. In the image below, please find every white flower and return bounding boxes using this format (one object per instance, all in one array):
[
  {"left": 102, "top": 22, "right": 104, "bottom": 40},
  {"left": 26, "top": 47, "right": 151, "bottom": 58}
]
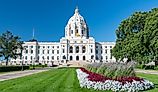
[{"left": 76, "top": 69, "right": 154, "bottom": 92}]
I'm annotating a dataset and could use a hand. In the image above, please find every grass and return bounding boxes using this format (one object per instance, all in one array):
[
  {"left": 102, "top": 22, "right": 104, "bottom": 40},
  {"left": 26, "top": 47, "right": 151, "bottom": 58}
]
[
  {"left": 0, "top": 68, "right": 109, "bottom": 92},
  {"left": 0, "top": 68, "right": 157, "bottom": 92},
  {"left": 137, "top": 73, "right": 158, "bottom": 92}
]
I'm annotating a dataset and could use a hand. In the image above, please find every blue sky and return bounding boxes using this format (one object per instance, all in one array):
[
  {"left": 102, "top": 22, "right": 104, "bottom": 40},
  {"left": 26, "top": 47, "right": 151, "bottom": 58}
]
[{"left": 0, "top": 0, "right": 158, "bottom": 42}]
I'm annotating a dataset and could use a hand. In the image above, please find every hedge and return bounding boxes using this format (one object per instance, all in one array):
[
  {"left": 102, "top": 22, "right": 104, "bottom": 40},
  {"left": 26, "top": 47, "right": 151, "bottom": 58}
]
[{"left": 0, "top": 66, "right": 29, "bottom": 72}]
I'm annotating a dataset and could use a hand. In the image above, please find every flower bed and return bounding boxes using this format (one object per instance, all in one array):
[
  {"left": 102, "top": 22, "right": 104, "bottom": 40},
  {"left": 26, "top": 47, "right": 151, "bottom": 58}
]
[{"left": 76, "top": 68, "right": 154, "bottom": 92}]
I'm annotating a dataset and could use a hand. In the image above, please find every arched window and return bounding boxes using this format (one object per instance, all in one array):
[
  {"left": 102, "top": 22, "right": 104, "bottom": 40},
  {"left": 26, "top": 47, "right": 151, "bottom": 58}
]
[
  {"left": 70, "top": 56, "right": 73, "bottom": 61},
  {"left": 76, "top": 56, "right": 79, "bottom": 60},
  {"left": 76, "top": 46, "right": 79, "bottom": 53},
  {"left": 82, "top": 46, "right": 86, "bottom": 53},
  {"left": 83, "top": 56, "right": 86, "bottom": 60},
  {"left": 69, "top": 46, "right": 73, "bottom": 53}
]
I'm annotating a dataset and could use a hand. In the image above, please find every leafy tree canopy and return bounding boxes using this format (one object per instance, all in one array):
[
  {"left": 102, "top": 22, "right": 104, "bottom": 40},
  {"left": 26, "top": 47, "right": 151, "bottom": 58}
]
[
  {"left": 112, "top": 8, "right": 158, "bottom": 64},
  {"left": 0, "top": 31, "right": 23, "bottom": 65}
]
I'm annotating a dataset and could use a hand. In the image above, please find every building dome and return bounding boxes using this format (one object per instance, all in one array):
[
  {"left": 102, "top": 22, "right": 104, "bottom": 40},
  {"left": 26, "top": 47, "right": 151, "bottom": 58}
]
[{"left": 65, "top": 7, "right": 89, "bottom": 39}]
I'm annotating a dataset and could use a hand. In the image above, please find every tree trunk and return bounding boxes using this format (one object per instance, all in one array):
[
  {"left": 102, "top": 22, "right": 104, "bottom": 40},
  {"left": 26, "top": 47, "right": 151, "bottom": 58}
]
[{"left": 6, "top": 58, "right": 8, "bottom": 66}]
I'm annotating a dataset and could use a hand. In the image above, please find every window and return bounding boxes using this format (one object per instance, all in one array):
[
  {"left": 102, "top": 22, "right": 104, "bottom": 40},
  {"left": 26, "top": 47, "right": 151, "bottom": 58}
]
[
  {"left": 82, "top": 46, "right": 86, "bottom": 53},
  {"left": 57, "top": 46, "right": 59, "bottom": 48},
  {"left": 106, "top": 56, "right": 108, "bottom": 59},
  {"left": 105, "top": 46, "right": 107, "bottom": 48},
  {"left": 47, "top": 56, "right": 49, "bottom": 60},
  {"left": 63, "top": 55, "right": 66, "bottom": 59},
  {"left": 52, "top": 56, "right": 54, "bottom": 60},
  {"left": 69, "top": 46, "right": 73, "bottom": 53},
  {"left": 31, "top": 56, "right": 33, "bottom": 60},
  {"left": 70, "top": 56, "right": 73, "bottom": 60},
  {"left": 48, "top": 46, "right": 49, "bottom": 48},
  {"left": 47, "top": 50, "right": 49, "bottom": 54},
  {"left": 52, "top": 50, "right": 54, "bottom": 54},
  {"left": 57, "top": 56, "right": 59, "bottom": 60},
  {"left": 57, "top": 50, "right": 59, "bottom": 54},
  {"left": 71, "top": 30, "right": 73, "bottom": 34},
  {"left": 105, "top": 49, "right": 107, "bottom": 54},
  {"left": 31, "top": 50, "right": 33, "bottom": 54},
  {"left": 91, "top": 49, "right": 93, "bottom": 53},
  {"left": 26, "top": 50, "right": 28, "bottom": 54},
  {"left": 38, "top": 46, "right": 40, "bottom": 49},
  {"left": 83, "top": 56, "right": 86, "bottom": 60},
  {"left": 91, "top": 55, "right": 94, "bottom": 59},
  {"left": 38, "top": 50, "right": 40, "bottom": 54},
  {"left": 43, "top": 50, "right": 45, "bottom": 54},
  {"left": 76, "top": 46, "right": 79, "bottom": 53},
  {"left": 42, "top": 56, "right": 44, "bottom": 60},
  {"left": 63, "top": 49, "right": 65, "bottom": 53},
  {"left": 110, "top": 46, "right": 112, "bottom": 48},
  {"left": 96, "top": 56, "right": 98, "bottom": 60},
  {"left": 81, "top": 30, "right": 84, "bottom": 34},
  {"left": 25, "top": 56, "right": 27, "bottom": 60},
  {"left": 31, "top": 46, "right": 33, "bottom": 48},
  {"left": 76, "top": 56, "right": 79, "bottom": 60},
  {"left": 96, "top": 50, "right": 98, "bottom": 54}
]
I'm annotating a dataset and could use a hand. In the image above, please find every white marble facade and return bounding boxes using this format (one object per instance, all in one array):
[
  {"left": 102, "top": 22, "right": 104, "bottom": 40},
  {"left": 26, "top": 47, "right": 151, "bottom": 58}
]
[{"left": 10, "top": 7, "right": 116, "bottom": 65}]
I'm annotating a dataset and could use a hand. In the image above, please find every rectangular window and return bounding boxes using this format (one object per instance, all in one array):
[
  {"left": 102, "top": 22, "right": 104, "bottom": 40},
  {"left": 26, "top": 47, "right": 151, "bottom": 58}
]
[
  {"left": 26, "top": 50, "right": 28, "bottom": 54},
  {"left": 52, "top": 50, "right": 54, "bottom": 54},
  {"left": 91, "top": 49, "right": 93, "bottom": 53},
  {"left": 71, "top": 30, "right": 73, "bottom": 34},
  {"left": 52, "top": 56, "right": 54, "bottom": 60},
  {"left": 57, "top": 56, "right": 59, "bottom": 60},
  {"left": 43, "top": 50, "right": 45, "bottom": 54},
  {"left": 57, "top": 50, "right": 59, "bottom": 54},
  {"left": 31, "top": 50, "right": 33, "bottom": 54},
  {"left": 63, "top": 49, "right": 65, "bottom": 53},
  {"left": 105, "top": 49, "right": 107, "bottom": 54},
  {"left": 47, "top": 50, "right": 49, "bottom": 54}
]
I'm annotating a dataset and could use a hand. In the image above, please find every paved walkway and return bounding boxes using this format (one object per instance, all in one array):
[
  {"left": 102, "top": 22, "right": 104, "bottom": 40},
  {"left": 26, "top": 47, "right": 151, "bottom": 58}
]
[
  {"left": 0, "top": 68, "right": 52, "bottom": 81},
  {"left": 135, "top": 69, "right": 158, "bottom": 75}
]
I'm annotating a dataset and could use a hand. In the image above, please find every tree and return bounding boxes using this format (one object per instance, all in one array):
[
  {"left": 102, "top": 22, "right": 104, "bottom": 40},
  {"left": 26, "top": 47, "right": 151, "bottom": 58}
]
[
  {"left": 0, "top": 31, "right": 23, "bottom": 66},
  {"left": 112, "top": 8, "right": 158, "bottom": 64}
]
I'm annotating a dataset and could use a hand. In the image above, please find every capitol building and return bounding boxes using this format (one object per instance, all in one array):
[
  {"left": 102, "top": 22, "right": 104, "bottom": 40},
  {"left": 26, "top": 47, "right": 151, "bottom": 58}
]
[{"left": 10, "top": 7, "right": 116, "bottom": 66}]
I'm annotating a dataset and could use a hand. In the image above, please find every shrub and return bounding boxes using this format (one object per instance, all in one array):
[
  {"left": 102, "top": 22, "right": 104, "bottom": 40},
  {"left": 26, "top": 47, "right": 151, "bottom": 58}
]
[
  {"left": 0, "top": 66, "right": 29, "bottom": 72},
  {"left": 85, "top": 62, "right": 136, "bottom": 79}
]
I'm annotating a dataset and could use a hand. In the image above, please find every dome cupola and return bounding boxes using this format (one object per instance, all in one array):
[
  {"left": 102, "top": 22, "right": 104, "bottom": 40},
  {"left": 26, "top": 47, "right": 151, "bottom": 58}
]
[{"left": 65, "top": 7, "right": 89, "bottom": 39}]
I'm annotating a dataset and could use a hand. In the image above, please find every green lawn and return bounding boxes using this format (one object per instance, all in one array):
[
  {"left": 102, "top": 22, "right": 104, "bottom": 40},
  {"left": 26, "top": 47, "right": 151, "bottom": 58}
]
[
  {"left": 0, "top": 68, "right": 109, "bottom": 92},
  {"left": 0, "top": 68, "right": 157, "bottom": 92}
]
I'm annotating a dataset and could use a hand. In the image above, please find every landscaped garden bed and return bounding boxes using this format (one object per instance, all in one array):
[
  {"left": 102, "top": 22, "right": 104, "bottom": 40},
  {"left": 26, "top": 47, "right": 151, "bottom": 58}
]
[{"left": 76, "top": 62, "right": 155, "bottom": 92}]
